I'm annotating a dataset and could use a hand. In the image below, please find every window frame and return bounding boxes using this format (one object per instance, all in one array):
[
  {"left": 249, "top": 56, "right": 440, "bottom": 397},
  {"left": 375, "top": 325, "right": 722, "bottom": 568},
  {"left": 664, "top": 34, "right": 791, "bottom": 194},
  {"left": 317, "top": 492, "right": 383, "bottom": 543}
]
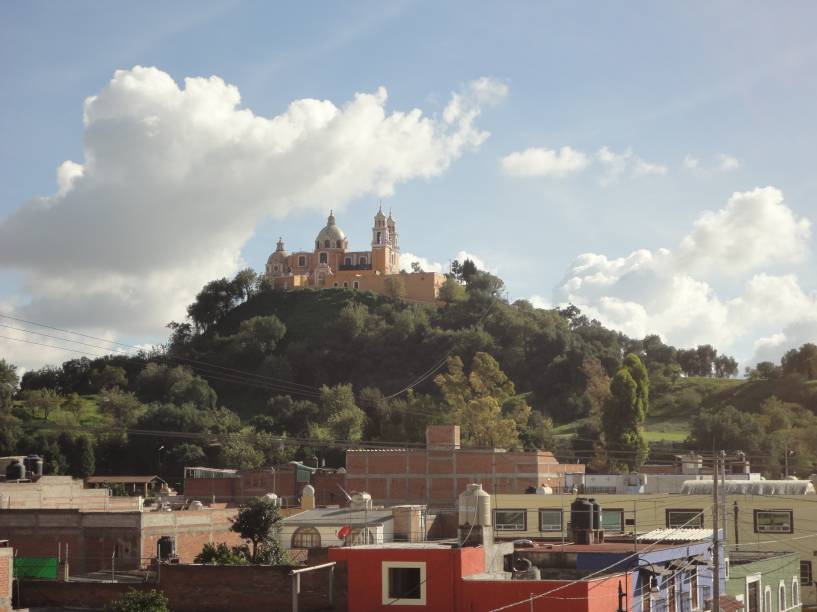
[
  {"left": 353, "top": 281, "right": 359, "bottom": 289},
  {"left": 792, "top": 577, "right": 799, "bottom": 604},
  {"left": 382, "top": 561, "right": 426, "bottom": 606},
  {"left": 665, "top": 509, "right": 704, "bottom": 529},
  {"left": 290, "top": 526, "right": 321, "bottom": 549},
  {"left": 801, "top": 560, "right": 812, "bottom": 586},
  {"left": 538, "top": 508, "right": 563, "bottom": 532},
  {"left": 778, "top": 580, "right": 786, "bottom": 610},
  {"left": 493, "top": 509, "right": 527, "bottom": 531},
  {"left": 319, "top": 252, "right": 328, "bottom": 264},
  {"left": 298, "top": 255, "right": 306, "bottom": 267},
  {"left": 753, "top": 509, "right": 793, "bottom": 534},
  {"left": 601, "top": 508, "right": 625, "bottom": 532}
]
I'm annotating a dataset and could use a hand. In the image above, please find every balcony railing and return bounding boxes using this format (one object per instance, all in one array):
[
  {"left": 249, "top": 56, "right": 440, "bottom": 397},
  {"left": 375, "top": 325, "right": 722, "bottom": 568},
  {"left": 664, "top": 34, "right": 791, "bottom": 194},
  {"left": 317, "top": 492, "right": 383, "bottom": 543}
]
[{"left": 339, "top": 263, "right": 372, "bottom": 271}]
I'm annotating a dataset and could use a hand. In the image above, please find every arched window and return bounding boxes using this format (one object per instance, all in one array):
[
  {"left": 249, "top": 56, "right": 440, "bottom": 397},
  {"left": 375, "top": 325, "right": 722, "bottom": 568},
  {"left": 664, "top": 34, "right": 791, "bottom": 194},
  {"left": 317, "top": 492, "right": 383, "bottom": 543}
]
[
  {"left": 376, "top": 231, "right": 381, "bottom": 244},
  {"left": 291, "top": 527, "right": 321, "bottom": 549},
  {"left": 764, "top": 587, "right": 771, "bottom": 612},
  {"left": 779, "top": 583, "right": 786, "bottom": 609},
  {"left": 319, "top": 252, "right": 328, "bottom": 264},
  {"left": 336, "top": 240, "right": 342, "bottom": 248},
  {"left": 793, "top": 579, "right": 799, "bottom": 605},
  {"left": 324, "top": 240, "right": 330, "bottom": 248}
]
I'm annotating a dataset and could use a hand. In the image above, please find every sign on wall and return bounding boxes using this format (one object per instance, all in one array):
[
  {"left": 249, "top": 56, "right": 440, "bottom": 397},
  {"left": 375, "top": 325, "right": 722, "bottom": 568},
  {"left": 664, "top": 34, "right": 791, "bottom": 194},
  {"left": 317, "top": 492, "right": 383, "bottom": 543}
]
[{"left": 754, "top": 509, "right": 794, "bottom": 533}]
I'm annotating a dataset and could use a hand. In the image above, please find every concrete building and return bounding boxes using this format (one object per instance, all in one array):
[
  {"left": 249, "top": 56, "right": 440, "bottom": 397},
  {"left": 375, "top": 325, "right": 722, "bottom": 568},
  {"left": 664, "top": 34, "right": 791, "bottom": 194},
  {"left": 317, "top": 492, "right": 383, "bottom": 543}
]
[
  {"left": 329, "top": 485, "right": 723, "bottom": 611},
  {"left": 0, "top": 541, "right": 11, "bottom": 612},
  {"left": 477, "top": 489, "right": 817, "bottom": 606},
  {"left": 0, "top": 506, "right": 243, "bottom": 575},
  {"left": 345, "top": 425, "right": 585, "bottom": 509},
  {"left": 0, "top": 476, "right": 141, "bottom": 511},
  {"left": 726, "top": 551, "right": 802, "bottom": 611},
  {"left": 264, "top": 209, "right": 446, "bottom": 304}
]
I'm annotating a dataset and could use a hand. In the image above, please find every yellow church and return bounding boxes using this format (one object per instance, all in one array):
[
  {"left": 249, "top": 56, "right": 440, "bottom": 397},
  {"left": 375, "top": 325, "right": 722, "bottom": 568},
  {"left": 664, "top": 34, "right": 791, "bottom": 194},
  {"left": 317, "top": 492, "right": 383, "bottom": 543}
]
[{"left": 264, "top": 208, "right": 446, "bottom": 304}]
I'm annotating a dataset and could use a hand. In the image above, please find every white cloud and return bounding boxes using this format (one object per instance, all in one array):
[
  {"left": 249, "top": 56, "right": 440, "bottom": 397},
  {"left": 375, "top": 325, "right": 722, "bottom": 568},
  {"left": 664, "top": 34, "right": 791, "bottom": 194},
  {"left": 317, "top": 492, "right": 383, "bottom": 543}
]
[
  {"left": 553, "top": 187, "right": 816, "bottom": 360},
  {"left": 500, "top": 146, "right": 588, "bottom": 178},
  {"left": 400, "top": 252, "right": 445, "bottom": 273},
  {"left": 684, "top": 153, "right": 741, "bottom": 175},
  {"left": 597, "top": 146, "right": 667, "bottom": 185},
  {"left": 676, "top": 186, "right": 811, "bottom": 275},
  {"left": 0, "top": 67, "right": 506, "bottom": 369},
  {"left": 526, "top": 294, "right": 552, "bottom": 309}
]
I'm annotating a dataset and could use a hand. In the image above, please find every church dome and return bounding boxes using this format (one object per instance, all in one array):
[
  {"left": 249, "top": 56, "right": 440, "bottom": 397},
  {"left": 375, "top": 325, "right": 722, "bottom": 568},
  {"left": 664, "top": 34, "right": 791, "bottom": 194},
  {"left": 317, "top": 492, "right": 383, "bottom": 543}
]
[
  {"left": 315, "top": 211, "right": 346, "bottom": 246},
  {"left": 267, "top": 238, "right": 288, "bottom": 264}
]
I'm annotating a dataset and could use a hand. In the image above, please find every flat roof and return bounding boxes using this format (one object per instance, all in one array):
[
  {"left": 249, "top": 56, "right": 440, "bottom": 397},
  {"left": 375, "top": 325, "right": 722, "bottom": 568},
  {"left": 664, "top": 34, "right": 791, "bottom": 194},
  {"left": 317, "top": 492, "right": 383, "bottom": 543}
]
[
  {"left": 86, "top": 475, "right": 163, "bottom": 484},
  {"left": 522, "top": 542, "right": 678, "bottom": 553},
  {"left": 283, "top": 508, "right": 393, "bottom": 526}
]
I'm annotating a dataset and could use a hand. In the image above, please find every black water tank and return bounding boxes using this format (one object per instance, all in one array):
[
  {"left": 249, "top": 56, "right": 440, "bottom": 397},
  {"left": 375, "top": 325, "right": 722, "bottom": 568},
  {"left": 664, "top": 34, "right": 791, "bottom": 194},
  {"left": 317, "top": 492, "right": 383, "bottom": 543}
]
[
  {"left": 24, "top": 455, "right": 43, "bottom": 478},
  {"left": 157, "top": 536, "right": 175, "bottom": 560},
  {"left": 5, "top": 461, "right": 25, "bottom": 481},
  {"left": 570, "top": 498, "right": 592, "bottom": 530}
]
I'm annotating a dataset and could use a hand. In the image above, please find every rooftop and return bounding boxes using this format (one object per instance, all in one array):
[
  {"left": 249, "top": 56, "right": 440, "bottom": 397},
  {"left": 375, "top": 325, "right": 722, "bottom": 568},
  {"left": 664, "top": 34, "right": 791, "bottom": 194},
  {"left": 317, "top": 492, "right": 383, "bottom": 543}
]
[
  {"left": 283, "top": 507, "right": 393, "bottom": 526},
  {"left": 637, "top": 528, "right": 713, "bottom": 543}
]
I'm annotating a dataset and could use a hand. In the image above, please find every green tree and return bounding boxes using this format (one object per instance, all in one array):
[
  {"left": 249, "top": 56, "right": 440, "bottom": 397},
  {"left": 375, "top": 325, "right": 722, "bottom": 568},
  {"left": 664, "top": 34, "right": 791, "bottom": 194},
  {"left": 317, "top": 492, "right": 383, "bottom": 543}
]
[
  {"left": 100, "top": 388, "right": 144, "bottom": 426},
  {"left": 219, "top": 430, "right": 265, "bottom": 469},
  {"left": 781, "top": 343, "right": 817, "bottom": 379},
  {"left": 317, "top": 384, "right": 366, "bottom": 442},
  {"left": 231, "top": 268, "right": 258, "bottom": 302},
  {"left": 435, "top": 353, "right": 523, "bottom": 449},
  {"left": 231, "top": 496, "right": 286, "bottom": 564},
  {"left": 600, "top": 353, "right": 650, "bottom": 470},
  {"left": 713, "top": 355, "right": 738, "bottom": 378},
  {"left": 0, "top": 359, "right": 19, "bottom": 411},
  {"left": 688, "top": 404, "right": 763, "bottom": 453},
  {"left": 410, "top": 261, "right": 424, "bottom": 273},
  {"left": 194, "top": 542, "right": 248, "bottom": 565},
  {"left": 384, "top": 275, "right": 406, "bottom": 300},
  {"left": 105, "top": 589, "right": 169, "bottom": 612},
  {"left": 439, "top": 277, "right": 466, "bottom": 303},
  {"left": 22, "top": 388, "right": 61, "bottom": 420},
  {"left": 61, "top": 434, "right": 95, "bottom": 478},
  {"left": 90, "top": 365, "right": 128, "bottom": 392}
]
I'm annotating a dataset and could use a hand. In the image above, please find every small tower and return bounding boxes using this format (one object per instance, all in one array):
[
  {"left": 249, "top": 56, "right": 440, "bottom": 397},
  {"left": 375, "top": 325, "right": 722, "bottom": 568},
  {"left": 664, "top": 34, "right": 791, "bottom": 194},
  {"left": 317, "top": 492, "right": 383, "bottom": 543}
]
[
  {"left": 387, "top": 210, "right": 399, "bottom": 272},
  {"left": 266, "top": 237, "right": 289, "bottom": 278},
  {"left": 371, "top": 205, "right": 392, "bottom": 274}
]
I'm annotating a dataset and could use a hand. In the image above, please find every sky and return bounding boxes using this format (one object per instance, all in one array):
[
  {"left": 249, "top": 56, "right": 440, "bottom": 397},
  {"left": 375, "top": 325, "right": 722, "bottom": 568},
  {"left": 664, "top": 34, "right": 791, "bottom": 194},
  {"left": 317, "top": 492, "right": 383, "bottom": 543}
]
[{"left": 1, "top": 1, "right": 816, "bottom": 371}]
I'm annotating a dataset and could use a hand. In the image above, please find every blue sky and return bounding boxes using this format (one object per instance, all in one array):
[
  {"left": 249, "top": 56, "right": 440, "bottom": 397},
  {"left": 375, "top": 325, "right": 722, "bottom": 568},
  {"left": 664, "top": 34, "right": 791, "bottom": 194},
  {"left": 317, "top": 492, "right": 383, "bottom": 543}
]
[{"left": 1, "top": 1, "right": 816, "bottom": 369}]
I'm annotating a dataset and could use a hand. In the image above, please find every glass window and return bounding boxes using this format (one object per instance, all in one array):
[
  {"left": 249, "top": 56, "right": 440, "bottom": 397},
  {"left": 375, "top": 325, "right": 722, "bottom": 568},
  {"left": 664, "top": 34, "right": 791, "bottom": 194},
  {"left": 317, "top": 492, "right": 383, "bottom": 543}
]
[
  {"left": 382, "top": 562, "right": 426, "bottom": 605},
  {"left": 319, "top": 252, "right": 327, "bottom": 264},
  {"left": 353, "top": 281, "right": 359, "bottom": 289},
  {"left": 779, "top": 584, "right": 785, "bottom": 609},
  {"left": 298, "top": 256, "right": 306, "bottom": 267},
  {"left": 764, "top": 587, "right": 771, "bottom": 612},
  {"left": 754, "top": 509, "right": 793, "bottom": 533},
  {"left": 336, "top": 240, "right": 342, "bottom": 248},
  {"left": 324, "top": 240, "right": 330, "bottom": 248},
  {"left": 801, "top": 560, "right": 812, "bottom": 586},
  {"left": 602, "top": 509, "right": 624, "bottom": 532},
  {"left": 793, "top": 578, "right": 799, "bottom": 604},
  {"left": 538, "top": 509, "right": 562, "bottom": 532},
  {"left": 345, "top": 257, "right": 352, "bottom": 266},
  {"left": 494, "top": 509, "right": 526, "bottom": 531},
  {"left": 291, "top": 527, "right": 321, "bottom": 548},
  {"left": 666, "top": 509, "right": 703, "bottom": 528},
  {"left": 359, "top": 256, "right": 367, "bottom": 264},
  {"left": 376, "top": 231, "right": 381, "bottom": 244},
  {"left": 343, "top": 282, "right": 348, "bottom": 288},
  {"left": 388, "top": 567, "right": 421, "bottom": 599}
]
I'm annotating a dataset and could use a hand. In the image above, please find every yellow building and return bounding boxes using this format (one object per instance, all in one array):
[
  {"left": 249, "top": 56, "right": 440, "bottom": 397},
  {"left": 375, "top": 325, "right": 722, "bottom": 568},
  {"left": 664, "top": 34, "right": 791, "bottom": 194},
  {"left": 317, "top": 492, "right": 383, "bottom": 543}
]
[{"left": 265, "top": 208, "right": 445, "bottom": 304}]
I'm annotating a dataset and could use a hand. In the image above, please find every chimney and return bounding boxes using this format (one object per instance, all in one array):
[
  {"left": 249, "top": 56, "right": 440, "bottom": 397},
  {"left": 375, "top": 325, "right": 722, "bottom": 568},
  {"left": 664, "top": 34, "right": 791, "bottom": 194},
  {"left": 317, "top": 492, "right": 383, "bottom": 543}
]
[{"left": 426, "top": 425, "right": 461, "bottom": 450}]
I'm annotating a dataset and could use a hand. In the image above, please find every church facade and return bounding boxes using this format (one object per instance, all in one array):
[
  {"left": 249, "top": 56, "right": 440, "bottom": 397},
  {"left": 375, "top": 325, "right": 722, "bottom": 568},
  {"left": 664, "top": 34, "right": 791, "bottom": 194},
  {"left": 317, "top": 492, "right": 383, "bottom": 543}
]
[{"left": 264, "top": 208, "right": 446, "bottom": 304}]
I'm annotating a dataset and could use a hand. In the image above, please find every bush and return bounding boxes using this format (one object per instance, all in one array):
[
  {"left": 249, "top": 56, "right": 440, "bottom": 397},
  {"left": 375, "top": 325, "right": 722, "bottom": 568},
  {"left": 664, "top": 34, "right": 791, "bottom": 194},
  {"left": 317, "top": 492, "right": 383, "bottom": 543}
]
[{"left": 105, "top": 588, "right": 169, "bottom": 612}]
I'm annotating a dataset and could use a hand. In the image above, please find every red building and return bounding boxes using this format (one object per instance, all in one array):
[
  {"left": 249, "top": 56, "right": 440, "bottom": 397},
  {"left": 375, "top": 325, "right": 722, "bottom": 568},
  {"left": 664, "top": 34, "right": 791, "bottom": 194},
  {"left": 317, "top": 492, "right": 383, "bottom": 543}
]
[
  {"left": 329, "top": 542, "right": 627, "bottom": 611},
  {"left": 345, "top": 425, "right": 585, "bottom": 508}
]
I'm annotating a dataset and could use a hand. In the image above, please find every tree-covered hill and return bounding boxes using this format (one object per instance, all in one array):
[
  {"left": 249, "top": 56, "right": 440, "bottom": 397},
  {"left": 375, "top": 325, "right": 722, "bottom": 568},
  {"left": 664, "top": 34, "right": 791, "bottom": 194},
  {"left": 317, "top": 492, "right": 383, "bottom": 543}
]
[{"left": 2, "top": 262, "right": 816, "bottom": 481}]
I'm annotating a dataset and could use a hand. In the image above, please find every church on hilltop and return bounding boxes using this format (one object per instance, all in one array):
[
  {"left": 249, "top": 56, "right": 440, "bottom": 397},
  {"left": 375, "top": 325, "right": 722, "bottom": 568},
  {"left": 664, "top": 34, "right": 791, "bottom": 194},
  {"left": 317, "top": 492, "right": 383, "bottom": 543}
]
[{"left": 264, "top": 207, "right": 446, "bottom": 304}]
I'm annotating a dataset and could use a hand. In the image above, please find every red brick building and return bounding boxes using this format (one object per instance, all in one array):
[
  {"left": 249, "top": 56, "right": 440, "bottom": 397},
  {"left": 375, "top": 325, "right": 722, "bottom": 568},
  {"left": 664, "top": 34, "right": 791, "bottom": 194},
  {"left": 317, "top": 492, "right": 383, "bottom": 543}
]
[
  {"left": 345, "top": 425, "right": 585, "bottom": 508},
  {"left": 0, "top": 541, "right": 11, "bottom": 612}
]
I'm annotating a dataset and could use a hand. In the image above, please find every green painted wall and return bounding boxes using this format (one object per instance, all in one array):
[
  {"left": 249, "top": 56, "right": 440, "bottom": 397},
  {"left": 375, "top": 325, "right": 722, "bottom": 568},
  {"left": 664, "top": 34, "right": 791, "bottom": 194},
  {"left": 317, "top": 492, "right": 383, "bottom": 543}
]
[{"left": 726, "top": 552, "right": 800, "bottom": 611}]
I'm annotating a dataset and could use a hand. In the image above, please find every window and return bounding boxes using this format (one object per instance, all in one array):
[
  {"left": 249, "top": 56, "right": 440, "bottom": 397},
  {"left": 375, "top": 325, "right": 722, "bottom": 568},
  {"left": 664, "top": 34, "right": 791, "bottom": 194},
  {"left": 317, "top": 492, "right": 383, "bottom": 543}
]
[
  {"left": 273, "top": 264, "right": 279, "bottom": 272},
  {"left": 319, "top": 252, "right": 328, "bottom": 264},
  {"left": 353, "top": 281, "right": 359, "bottom": 289},
  {"left": 747, "top": 580, "right": 760, "bottom": 612},
  {"left": 376, "top": 231, "right": 382, "bottom": 244},
  {"left": 764, "top": 587, "right": 771, "bottom": 612},
  {"left": 666, "top": 509, "right": 703, "bottom": 529},
  {"left": 538, "top": 509, "right": 562, "bottom": 532},
  {"left": 801, "top": 560, "right": 812, "bottom": 586},
  {"left": 754, "top": 509, "right": 793, "bottom": 533},
  {"left": 345, "top": 257, "right": 352, "bottom": 266},
  {"left": 792, "top": 578, "right": 799, "bottom": 604},
  {"left": 602, "top": 509, "right": 624, "bottom": 532},
  {"left": 336, "top": 240, "right": 342, "bottom": 248},
  {"left": 333, "top": 282, "right": 338, "bottom": 287},
  {"left": 494, "top": 509, "right": 526, "bottom": 531},
  {"left": 291, "top": 527, "right": 321, "bottom": 549},
  {"left": 298, "top": 255, "right": 306, "bottom": 267},
  {"left": 359, "top": 256, "right": 367, "bottom": 265},
  {"left": 315, "top": 240, "right": 319, "bottom": 249},
  {"left": 343, "top": 282, "right": 348, "bottom": 288},
  {"left": 779, "top": 582, "right": 786, "bottom": 610},
  {"left": 382, "top": 561, "right": 426, "bottom": 605},
  {"left": 324, "top": 240, "right": 330, "bottom": 248}
]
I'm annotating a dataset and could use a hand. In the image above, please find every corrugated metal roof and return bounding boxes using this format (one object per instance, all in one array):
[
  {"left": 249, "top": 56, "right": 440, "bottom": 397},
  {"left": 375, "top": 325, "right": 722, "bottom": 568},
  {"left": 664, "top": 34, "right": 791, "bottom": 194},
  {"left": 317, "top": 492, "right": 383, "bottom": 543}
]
[
  {"left": 637, "top": 528, "right": 713, "bottom": 543},
  {"left": 680, "top": 479, "right": 815, "bottom": 495},
  {"left": 282, "top": 507, "right": 393, "bottom": 526}
]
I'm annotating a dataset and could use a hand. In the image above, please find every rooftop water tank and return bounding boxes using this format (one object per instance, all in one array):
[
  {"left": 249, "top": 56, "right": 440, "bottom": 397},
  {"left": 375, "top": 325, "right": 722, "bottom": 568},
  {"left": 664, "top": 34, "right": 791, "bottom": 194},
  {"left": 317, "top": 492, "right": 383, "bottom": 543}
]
[
  {"left": 535, "top": 484, "right": 553, "bottom": 495},
  {"left": 570, "top": 498, "right": 592, "bottom": 530},
  {"left": 588, "top": 498, "right": 602, "bottom": 530},
  {"left": 458, "top": 483, "right": 492, "bottom": 527},
  {"left": 24, "top": 455, "right": 43, "bottom": 478},
  {"left": 350, "top": 491, "right": 372, "bottom": 510},
  {"left": 5, "top": 461, "right": 24, "bottom": 481},
  {"left": 189, "top": 500, "right": 204, "bottom": 510}
]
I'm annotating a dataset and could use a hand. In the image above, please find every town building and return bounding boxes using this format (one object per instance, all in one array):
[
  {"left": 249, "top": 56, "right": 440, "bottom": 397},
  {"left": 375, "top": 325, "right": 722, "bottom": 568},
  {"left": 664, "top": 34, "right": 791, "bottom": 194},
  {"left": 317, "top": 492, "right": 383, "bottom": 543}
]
[
  {"left": 329, "top": 485, "right": 724, "bottom": 611},
  {"left": 344, "top": 425, "right": 585, "bottom": 509},
  {"left": 477, "top": 487, "right": 817, "bottom": 606},
  {"left": 264, "top": 209, "right": 446, "bottom": 304},
  {"left": 0, "top": 541, "right": 11, "bottom": 612},
  {"left": 726, "top": 551, "right": 802, "bottom": 611},
  {"left": 0, "top": 475, "right": 142, "bottom": 511}
]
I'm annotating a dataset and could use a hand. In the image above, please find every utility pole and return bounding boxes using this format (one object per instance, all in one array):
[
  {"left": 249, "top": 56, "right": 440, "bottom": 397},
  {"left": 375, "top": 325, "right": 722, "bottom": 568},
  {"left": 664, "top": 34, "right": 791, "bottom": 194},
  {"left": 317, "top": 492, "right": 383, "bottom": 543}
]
[
  {"left": 721, "top": 451, "right": 727, "bottom": 549},
  {"left": 733, "top": 501, "right": 740, "bottom": 550},
  {"left": 784, "top": 444, "right": 789, "bottom": 479},
  {"left": 712, "top": 453, "right": 720, "bottom": 610}
]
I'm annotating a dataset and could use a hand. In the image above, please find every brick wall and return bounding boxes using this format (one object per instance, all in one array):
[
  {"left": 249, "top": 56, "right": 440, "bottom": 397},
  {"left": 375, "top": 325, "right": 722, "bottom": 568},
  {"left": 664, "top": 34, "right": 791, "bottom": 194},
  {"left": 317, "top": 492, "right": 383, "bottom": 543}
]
[{"left": 16, "top": 562, "right": 348, "bottom": 611}]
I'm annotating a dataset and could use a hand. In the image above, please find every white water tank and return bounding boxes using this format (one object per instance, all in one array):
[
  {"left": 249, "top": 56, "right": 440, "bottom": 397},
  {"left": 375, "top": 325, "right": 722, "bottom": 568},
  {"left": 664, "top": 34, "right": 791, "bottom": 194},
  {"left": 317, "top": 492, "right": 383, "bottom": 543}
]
[
  {"left": 350, "top": 491, "right": 372, "bottom": 510},
  {"left": 535, "top": 485, "right": 553, "bottom": 495},
  {"left": 189, "top": 500, "right": 204, "bottom": 510},
  {"left": 458, "top": 483, "right": 492, "bottom": 527}
]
